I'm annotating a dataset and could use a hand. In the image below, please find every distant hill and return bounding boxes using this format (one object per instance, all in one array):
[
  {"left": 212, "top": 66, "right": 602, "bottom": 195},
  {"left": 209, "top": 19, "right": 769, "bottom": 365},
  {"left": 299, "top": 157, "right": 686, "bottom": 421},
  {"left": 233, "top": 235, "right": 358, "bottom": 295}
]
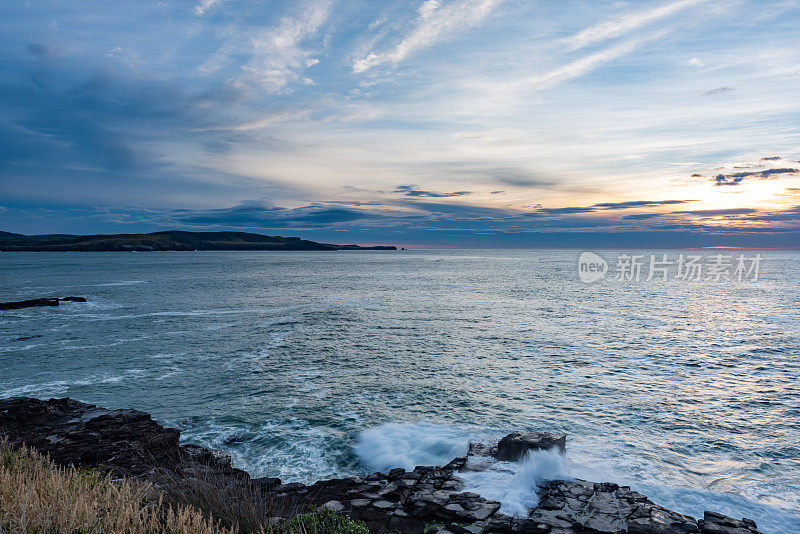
[{"left": 0, "top": 230, "right": 396, "bottom": 252}]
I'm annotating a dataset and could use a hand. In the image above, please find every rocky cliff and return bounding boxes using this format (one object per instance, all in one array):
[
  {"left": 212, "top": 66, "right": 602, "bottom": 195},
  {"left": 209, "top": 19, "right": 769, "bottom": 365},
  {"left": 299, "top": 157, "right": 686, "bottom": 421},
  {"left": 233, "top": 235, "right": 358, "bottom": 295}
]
[{"left": 0, "top": 397, "right": 760, "bottom": 534}]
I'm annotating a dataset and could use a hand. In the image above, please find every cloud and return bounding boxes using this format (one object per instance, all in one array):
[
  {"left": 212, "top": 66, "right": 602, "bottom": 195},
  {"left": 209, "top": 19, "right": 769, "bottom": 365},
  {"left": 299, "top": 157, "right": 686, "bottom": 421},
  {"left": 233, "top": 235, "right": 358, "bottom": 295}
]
[
  {"left": 173, "top": 201, "right": 373, "bottom": 228},
  {"left": 676, "top": 208, "right": 759, "bottom": 216},
  {"left": 592, "top": 199, "right": 694, "bottom": 210},
  {"left": 195, "top": 108, "right": 312, "bottom": 132},
  {"left": 535, "top": 199, "right": 695, "bottom": 215},
  {"left": 714, "top": 167, "right": 799, "bottom": 186},
  {"left": 514, "top": 31, "right": 667, "bottom": 91},
  {"left": 235, "top": 0, "right": 330, "bottom": 92},
  {"left": 195, "top": 0, "right": 219, "bottom": 16},
  {"left": 394, "top": 185, "right": 472, "bottom": 197},
  {"left": 622, "top": 213, "right": 664, "bottom": 220},
  {"left": 353, "top": 0, "right": 503, "bottom": 73},
  {"left": 535, "top": 206, "right": 596, "bottom": 215},
  {"left": 705, "top": 87, "right": 735, "bottom": 95},
  {"left": 564, "top": 0, "right": 711, "bottom": 52}
]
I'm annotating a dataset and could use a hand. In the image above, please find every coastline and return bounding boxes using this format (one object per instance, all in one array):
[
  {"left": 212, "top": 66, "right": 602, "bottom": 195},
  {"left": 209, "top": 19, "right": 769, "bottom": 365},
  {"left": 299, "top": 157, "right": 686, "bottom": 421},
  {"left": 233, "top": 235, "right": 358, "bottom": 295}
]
[{"left": 0, "top": 397, "right": 762, "bottom": 534}]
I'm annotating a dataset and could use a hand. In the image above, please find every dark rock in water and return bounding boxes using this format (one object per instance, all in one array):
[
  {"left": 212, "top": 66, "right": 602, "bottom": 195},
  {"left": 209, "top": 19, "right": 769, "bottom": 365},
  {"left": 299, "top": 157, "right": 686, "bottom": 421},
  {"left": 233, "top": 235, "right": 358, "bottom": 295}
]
[
  {"left": 59, "top": 296, "right": 87, "bottom": 302},
  {"left": 468, "top": 442, "right": 497, "bottom": 457},
  {"left": 0, "top": 397, "right": 761, "bottom": 534},
  {"left": 0, "top": 296, "right": 87, "bottom": 310},
  {"left": 495, "top": 431, "right": 566, "bottom": 460},
  {"left": 14, "top": 334, "right": 42, "bottom": 341},
  {"left": 0, "top": 298, "right": 60, "bottom": 309},
  {"left": 698, "top": 511, "right": 761, "bottom": 534},
  {"left": 222, "top": 431, "right": 248, "bottom": 445}
]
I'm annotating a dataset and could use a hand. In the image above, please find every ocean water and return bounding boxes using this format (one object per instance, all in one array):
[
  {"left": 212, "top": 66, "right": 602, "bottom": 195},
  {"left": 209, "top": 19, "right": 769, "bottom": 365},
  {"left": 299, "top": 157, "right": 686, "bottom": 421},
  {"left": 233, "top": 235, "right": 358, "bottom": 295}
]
[{"left": 1, "top": 250, "right": 798, "bottom": 533}]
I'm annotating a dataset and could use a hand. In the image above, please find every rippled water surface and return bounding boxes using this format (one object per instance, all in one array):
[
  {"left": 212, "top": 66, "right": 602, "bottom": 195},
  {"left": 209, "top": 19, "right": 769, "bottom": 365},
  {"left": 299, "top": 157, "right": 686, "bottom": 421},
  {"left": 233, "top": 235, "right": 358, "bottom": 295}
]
[{"left": 1, "top": 251, "right": 798, "bottom": 532}]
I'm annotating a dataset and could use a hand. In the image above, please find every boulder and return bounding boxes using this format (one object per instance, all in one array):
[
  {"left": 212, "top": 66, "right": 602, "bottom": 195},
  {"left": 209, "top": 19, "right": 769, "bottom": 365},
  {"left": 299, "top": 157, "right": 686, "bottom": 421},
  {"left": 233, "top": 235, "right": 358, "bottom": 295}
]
[
  {"left": 698, "top": 511, "right": 761, "bottom": 534},
  {"left": 495, "top": 432, "right": 566, "bottom": 460}
]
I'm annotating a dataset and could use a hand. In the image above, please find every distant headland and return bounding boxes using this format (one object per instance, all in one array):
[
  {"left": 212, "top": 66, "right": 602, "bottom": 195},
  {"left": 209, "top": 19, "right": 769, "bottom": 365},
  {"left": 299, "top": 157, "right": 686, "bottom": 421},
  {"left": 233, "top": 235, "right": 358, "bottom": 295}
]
[{"left": 0, "top": 230, "right": 396, "bottom": 252}]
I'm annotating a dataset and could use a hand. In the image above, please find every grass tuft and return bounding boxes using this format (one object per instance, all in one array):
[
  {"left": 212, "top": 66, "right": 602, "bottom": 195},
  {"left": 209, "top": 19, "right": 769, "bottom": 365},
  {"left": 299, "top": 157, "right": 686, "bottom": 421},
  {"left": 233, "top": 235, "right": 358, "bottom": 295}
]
[{"left": 0, "top": 439, "right": 368, "bottom": 534}]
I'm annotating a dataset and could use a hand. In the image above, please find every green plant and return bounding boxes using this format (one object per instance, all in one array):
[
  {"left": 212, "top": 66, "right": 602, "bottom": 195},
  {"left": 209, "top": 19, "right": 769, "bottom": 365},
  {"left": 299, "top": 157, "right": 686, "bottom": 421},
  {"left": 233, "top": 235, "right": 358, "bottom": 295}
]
[{"left": 275, "top": 508, "right": 368, "bottom": 534}]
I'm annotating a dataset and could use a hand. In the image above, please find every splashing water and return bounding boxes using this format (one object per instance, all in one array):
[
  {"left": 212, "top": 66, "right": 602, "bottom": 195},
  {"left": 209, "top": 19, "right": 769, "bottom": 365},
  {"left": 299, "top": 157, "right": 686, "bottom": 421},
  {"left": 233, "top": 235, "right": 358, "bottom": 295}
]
[
  {"left": 354, "top": 422, "right": 471, "bottom": 472},
  {"left": 459, "top": 449, "right": 567, "bottom": 516}
]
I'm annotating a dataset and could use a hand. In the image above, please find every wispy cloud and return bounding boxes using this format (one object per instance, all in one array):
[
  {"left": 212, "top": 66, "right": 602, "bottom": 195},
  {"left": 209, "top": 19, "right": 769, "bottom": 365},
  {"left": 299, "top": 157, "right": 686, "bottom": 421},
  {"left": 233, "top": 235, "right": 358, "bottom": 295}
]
[
  {"left": 195, "top": 0, "right": 219, "bottom": 16},
  {"left": 196, "top": 109, "right": 312, "bottom": 132},
  {"left": 564, "top": 0, "right": 712, "bottom": 52},
  {"left": 3, "top": 0, "right": 800, "bottom": 246},
  {"left": 395, "top": 184, "right": 472, "bottom": 197},
  {"left": 353, "top": 0, "right": 503, "bottom": 73},
  {"left": 535, "top": 199, "right": 695, "bottom": 215},
  {"left": 513, "top": 31, "right": 668, "bottom": 91},
  {"left": 235, "top": 0, "right": 330, "bottom": 92},
  {"left": 705, "top": 86, "right": 735, "bottom": 95}
]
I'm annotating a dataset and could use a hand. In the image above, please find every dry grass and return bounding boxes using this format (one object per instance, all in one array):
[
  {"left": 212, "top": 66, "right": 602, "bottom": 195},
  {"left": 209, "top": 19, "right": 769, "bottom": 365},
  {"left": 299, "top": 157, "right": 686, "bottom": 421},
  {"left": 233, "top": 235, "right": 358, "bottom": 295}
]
[
  {"left": 156, "top": 468, "right": 284, "bottom": 532},
  {"left": 155, "top": 466, "right": 368, "bottom": 534},
  {"left": 0, "top": 440, "right": 235, "bottom": 534},
  {"left": 0, "top": 440, "right": 367, "bottom": 534}
]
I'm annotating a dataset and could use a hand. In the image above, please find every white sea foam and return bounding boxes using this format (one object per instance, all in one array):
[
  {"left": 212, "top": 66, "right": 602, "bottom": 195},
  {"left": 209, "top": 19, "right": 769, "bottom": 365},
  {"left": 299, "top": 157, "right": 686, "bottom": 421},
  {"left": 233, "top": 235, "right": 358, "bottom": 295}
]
[
  {"left": 354, "top": 423, "right": 472, "bottom": 472},
  {"left": 179, "top": 418, "right": 346, "bottom": 483},
  {"left": 93, "top": 280, "right": 148, "bottom": 286},
  {"left": 459, "top": 449, "right": 567, "bottom": 516},
  {"left": 0, "top": 369, "right": 147, "bottom": 398},
  {"left": 353, "top": 424, "right": 800, "bottom": 532},
  {"left": 353, "top": 424, "right": 566, "bottom": 516}
]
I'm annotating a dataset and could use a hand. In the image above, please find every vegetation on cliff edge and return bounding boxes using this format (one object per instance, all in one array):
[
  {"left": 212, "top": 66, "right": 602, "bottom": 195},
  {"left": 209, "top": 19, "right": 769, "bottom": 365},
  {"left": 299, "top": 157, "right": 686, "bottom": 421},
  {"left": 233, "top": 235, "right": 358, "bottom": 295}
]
[{"left": 0, "top": 440, "right": 368, "bottom": 534}]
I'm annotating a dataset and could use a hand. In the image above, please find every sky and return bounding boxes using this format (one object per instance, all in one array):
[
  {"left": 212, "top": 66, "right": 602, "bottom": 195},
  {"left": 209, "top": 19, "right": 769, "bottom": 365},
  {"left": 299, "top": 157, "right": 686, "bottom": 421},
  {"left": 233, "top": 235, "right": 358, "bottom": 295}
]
[{"left": 1, "top": 0, "right": 799, "bottom": 247}]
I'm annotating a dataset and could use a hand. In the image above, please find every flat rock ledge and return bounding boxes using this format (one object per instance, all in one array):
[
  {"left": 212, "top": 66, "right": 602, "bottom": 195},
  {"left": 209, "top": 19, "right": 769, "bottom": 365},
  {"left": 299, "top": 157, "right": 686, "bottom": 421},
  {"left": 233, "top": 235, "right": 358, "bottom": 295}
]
[{"left": 0, "top": 397, "right": 760, "bottom": 534}]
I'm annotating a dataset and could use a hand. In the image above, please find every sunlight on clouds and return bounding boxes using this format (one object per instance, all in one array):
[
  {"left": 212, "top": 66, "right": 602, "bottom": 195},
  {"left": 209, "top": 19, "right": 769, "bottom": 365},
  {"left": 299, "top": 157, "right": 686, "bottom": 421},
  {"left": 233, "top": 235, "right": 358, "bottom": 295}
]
[{"left": 2, "top": 0, "right": 800, "bottom": 244}]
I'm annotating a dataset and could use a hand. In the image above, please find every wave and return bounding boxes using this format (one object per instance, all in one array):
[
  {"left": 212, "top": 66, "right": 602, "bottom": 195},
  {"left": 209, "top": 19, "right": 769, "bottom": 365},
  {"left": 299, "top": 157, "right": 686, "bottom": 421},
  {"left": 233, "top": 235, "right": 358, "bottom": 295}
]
[
  {"left": 178, "top": 417, "right": 349, "bottom": 483},
  {"left": 353, "top": 423, "right": 800, "bottom": 533},
  {"left": 460, "top": 449, "right": 567, "bottom": 516},
  {"left": 93, "top": 280, "right": 148, "bottom": 287},
  {"left": 354, "top": 422, "right": 472, "bottom": 473},
  {"left": 0, "top": 369, "right": 147, "bottom": 398}
]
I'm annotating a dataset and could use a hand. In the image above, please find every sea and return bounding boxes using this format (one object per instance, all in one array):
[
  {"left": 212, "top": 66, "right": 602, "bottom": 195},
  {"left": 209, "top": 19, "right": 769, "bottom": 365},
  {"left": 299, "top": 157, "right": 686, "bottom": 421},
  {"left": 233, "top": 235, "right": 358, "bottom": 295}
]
[{"left": 1, "top": 250, "right": 798, "bottom": 533}]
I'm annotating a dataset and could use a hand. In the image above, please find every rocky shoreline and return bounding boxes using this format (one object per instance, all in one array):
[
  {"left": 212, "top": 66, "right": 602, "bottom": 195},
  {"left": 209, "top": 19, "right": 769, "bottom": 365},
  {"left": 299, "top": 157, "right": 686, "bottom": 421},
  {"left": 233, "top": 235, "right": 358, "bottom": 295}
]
[{"left": 0, "top": 397, "right": 760, "bottom": 534}]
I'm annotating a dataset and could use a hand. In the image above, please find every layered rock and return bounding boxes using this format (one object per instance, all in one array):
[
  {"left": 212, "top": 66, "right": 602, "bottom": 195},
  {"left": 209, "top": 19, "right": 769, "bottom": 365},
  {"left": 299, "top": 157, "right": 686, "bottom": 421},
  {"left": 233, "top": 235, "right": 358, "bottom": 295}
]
[
  {"left": 0, "top": 396, "right": 241, "bottom": 479},
  {"left": 0, "top": 397, "right": 761, "bottom": 534}
]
